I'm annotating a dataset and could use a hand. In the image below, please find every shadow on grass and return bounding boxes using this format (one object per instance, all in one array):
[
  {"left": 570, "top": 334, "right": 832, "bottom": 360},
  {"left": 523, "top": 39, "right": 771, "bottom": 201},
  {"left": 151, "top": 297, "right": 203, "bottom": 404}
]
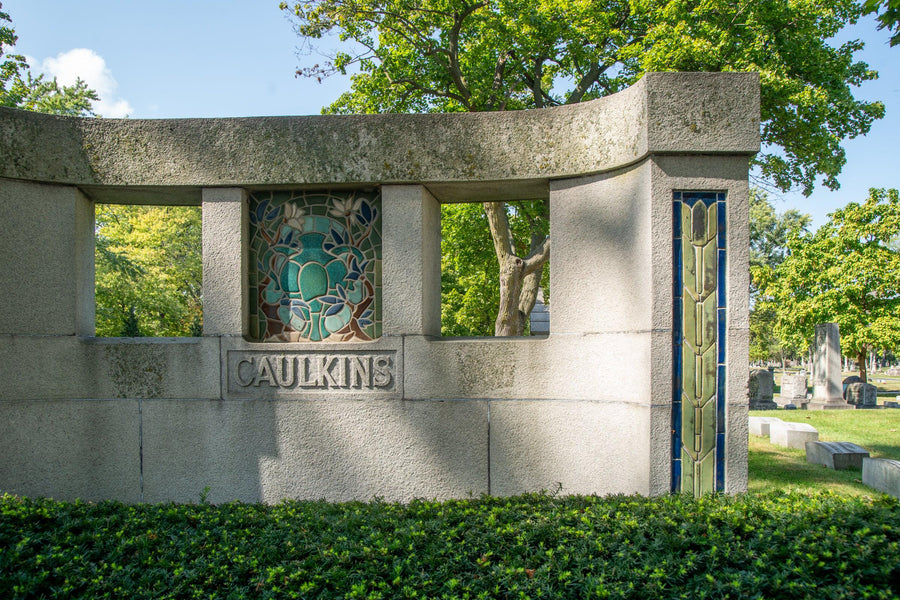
[{"left": 748, "top": 437, "right": 874, "bottom": 496}]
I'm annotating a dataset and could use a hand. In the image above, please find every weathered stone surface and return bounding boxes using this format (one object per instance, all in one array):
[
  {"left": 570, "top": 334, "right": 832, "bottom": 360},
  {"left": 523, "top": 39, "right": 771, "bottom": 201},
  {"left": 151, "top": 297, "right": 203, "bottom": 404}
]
[
  {"left": 0, "top": 399, "right": 141, "bottom": 502},
  {"left": 749, "top": 416, "right": 783, "bottom": 437},
  {"left": 805, "top": 441, "right": 869, "bottom": 470},
  {"left": 862, "top": 458, "right": 900, "bottom": 499},
  {"left": 0, "top": 72, "right": 758, "bottom": 502},
  {"left": 749, "top": 369, "right": 776, "bottom": 410},
  {"left": 490, "top": 400, "right": 652, "bottom": 496},
  {"left": 142, "top": 399, "right": 489, "bottom": 503},
  {"left": 0, "top": 73, "right": 759, "bottom": 205},
  {"left": 807, "top": 323, "right": 848, "bottom": 409},
  {"left": 779, "top": 370, "right": 808, "bottom": 401},
  {"left": 770, "top": 421, "right": 819, "bottom": 449},
  {"left": 845, "top": 382, "right": 878, "bottom": 407}
]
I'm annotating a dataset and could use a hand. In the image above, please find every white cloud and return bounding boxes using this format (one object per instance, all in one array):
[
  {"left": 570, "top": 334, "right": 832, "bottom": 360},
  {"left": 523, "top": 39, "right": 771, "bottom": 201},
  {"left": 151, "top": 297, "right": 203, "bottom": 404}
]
[{"left": 38, "top": 48, "right": 133, "bottom": 118}]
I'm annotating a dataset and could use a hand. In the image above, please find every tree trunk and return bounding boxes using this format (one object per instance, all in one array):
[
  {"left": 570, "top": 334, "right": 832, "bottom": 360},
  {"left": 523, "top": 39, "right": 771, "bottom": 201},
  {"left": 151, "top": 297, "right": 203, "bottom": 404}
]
[
  {"left": 857, "top": 349, "right": 868, "bottom": 383},
  {"left": 483, "top": 201, "right": 550, "bottom": 336},
  {"left": 495, "top": 255, "right": 526, "bottom": 336}
]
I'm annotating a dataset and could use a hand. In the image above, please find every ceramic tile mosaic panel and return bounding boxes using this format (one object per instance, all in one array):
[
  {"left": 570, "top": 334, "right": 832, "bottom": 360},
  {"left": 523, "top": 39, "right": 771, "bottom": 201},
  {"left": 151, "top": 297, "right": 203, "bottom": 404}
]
[
  {"left": 672, "top": 191, "right": 726, "bottom": 496},
  {"left": 248, "top": 190, "right": 382, "bottom": 342}
]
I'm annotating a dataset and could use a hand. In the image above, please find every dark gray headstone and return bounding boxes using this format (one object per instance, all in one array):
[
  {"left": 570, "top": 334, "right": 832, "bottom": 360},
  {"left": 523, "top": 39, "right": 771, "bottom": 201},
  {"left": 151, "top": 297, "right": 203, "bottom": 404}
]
[
  {"left": 842, "top": 375, "right": 862, "bottom": 399},
  {"left": 749, "top": 368, "right": 776, "bottom": 410},
  {"left": 846, "top": 382, "right": 877, "bottom": 407}
]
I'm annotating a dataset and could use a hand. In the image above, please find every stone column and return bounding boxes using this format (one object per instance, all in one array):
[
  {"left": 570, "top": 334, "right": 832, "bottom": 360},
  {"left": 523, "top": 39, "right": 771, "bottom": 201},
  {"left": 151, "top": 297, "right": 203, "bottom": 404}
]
[
  {"left": 202, "top": 188, "right": 248, "bottom": 337},
  {"left": 805, "top": 323, "right": 852, "bottom": 410}
]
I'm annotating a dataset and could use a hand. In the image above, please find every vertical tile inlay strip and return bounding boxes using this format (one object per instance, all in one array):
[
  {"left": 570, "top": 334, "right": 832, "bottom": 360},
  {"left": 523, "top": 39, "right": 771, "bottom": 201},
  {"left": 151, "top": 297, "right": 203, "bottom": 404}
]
[{"left": 673, "top": 191, "right": 726, "bottom": 495}]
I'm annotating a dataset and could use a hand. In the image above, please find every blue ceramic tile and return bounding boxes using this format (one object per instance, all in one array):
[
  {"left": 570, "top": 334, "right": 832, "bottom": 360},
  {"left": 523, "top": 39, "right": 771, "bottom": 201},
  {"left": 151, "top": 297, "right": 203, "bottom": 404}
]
[
  {"left": 718, "top": 249, "right": 727, "bottom": 307},
  {"left": 673, "top": 201, "right": 682, "bottom": 239},
  {"left": 718, "top": 308, "right": 726, "bottom": 363},
  {"left": 717, "top": 200, "right": 726, "bottom": 248},
  {"left": 715, "top": 432, "right": 726, "bottom": 491}
]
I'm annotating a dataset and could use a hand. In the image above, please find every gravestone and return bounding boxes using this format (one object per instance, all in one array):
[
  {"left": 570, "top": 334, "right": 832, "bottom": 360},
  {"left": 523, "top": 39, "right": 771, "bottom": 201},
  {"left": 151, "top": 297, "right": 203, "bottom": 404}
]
[
  {"left": 842, "top": 375, "right": 862, "bottom": 399},
  {"left": 777, "top": 370, "right": 808, "bottom": 406},
  {"left": 769, "top": 421, "right": 819, "bottom": 449},
  {"left": 845, "top": 382, "right": 878, "bottom": 408},
  {"left": 862, "top": 458, "right": 900, "bottom": 499},
  {"left": 805, "top": 441, "right": 869, "bottom": 470},
  {"left": 749, "top": 369, "right": 777, "bottom": 410},
  {"left": 805, "top": 323, "right": 853, "bottom": 410},
  {"left": 748, "top": 416, "right": 782, "bottom": 437}
]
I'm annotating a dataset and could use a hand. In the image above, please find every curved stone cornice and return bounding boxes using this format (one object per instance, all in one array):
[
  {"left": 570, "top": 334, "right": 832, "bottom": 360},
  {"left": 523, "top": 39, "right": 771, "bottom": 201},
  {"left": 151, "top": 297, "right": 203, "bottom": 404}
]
[{"left": 0, "top": 72, "right": 758, "bottom": 203}]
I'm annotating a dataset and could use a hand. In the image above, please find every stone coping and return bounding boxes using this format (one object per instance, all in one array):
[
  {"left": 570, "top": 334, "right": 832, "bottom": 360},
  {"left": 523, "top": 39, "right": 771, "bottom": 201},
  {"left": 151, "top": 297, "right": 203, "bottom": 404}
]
[{"left": 0, "top": 72, "right": 760, "bottom": 205}]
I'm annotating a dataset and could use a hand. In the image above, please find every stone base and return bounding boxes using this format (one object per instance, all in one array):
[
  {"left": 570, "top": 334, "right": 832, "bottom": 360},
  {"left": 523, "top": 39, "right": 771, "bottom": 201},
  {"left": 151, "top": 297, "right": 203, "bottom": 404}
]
[
  {"left": 802, "top": 400, "right": 854, "bottom": 410},
  {"left": 775, "top": 396, "right": 806, "bottom": 407},
  {"left": 749, "top": 401, "right": 778, "bottom": 411}
]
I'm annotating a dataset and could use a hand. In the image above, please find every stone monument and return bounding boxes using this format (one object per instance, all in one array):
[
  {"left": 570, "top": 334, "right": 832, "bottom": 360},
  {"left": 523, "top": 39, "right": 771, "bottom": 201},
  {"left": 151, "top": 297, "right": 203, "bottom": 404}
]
[
  {"left": 748, "top": 368, "right": 777, "bottom": 410},
  {"left": 0, "top": 72, "right": 759, "bottom": 503},
  {"left": 845, "top": 382, "right": 878, "bottom": 408},
  {"left": 805, "top": 323, "right": 853, "bottom": 410},
  {"left": 777, "top": 369, "right": 807, "bottom": 406}
]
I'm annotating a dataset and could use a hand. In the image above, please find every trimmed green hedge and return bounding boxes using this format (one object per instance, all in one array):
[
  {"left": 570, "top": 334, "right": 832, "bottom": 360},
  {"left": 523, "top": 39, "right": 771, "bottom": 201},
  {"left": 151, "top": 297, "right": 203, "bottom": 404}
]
[{"left": 1, "top": 490, "right": 898, "bottom": 599}]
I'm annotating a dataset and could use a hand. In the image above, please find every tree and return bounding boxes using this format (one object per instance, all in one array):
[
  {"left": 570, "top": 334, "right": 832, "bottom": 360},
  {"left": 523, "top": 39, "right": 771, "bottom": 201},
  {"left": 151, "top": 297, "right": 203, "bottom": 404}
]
[
  {"left": 95, "top": 205, "right": 203, "bottom": 337},
  {"left": 441, "top": 201, "right": 549, "bottom": 336},
  {"left": 0, "top": 2, "right": 96, "bottom": 115},
  {"left": 864, "top": 0, "right": 900, "bottom": 46},
  {"left": 281, "top": 0, "right": 884, "bottom": 335},
  {"left": 757, "top": 188, "right": 900, "bottom": 383},
  {"left": 749, "top": 189, "right": 811, "bottom": 363}
]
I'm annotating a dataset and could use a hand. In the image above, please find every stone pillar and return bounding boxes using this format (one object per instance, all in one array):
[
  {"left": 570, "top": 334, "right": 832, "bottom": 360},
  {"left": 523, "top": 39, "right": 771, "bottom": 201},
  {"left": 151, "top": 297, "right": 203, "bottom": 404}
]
[
  {"left": 805, "top": 323, "right": 852, "bottom": 410},
  {"left": 202, "top": 188, "right": 248, "bottom": 337}
]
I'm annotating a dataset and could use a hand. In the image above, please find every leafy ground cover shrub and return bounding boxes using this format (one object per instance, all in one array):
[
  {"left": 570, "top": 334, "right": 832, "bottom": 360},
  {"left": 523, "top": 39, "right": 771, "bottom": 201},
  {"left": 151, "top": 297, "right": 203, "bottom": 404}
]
[{"left": 1, "top": 490, "right": 898, "bottom": 599}]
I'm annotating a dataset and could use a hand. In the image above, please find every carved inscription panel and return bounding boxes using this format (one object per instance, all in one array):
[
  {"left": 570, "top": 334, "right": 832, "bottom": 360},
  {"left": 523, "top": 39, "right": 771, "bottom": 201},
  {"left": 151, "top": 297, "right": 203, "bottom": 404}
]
[{"left": 226, "top": 350, "right": 400, "bottom": 398}]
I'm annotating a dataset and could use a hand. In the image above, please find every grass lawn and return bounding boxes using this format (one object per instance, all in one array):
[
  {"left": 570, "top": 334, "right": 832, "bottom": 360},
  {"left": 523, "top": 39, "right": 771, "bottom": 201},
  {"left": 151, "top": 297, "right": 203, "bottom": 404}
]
[{"left": 748, "top": 408, "right": 900, "bottom": 496}]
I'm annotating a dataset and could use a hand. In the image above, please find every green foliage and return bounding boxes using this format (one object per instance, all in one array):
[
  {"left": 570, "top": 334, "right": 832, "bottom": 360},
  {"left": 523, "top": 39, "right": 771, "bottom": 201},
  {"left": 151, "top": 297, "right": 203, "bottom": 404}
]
[
  {"left": 758, "top": 188, "right": 900, "bottom": 379},
  {"left": 1, "top": 490, "right": 898, "bottom": 598},
  {"left": 441, "top": 201, "right": 549, "bottom": 336},
  {"left": 865, "top": 0, "right": 900, "bottom": 46},
  {"left": 749, "top": 189, "right": 811, "bottom": 362},
  {"left": 632, "top": 0, "right": 883, "bottom": 195},
  {"left": 0, "top": 2, "right": 97, "bottom": 116},
  {"left": 95, "top": 205, "right": 203, "bottom": 337},
  {"left": 282, "top": 0, "right": 884, "bottom": 197}
]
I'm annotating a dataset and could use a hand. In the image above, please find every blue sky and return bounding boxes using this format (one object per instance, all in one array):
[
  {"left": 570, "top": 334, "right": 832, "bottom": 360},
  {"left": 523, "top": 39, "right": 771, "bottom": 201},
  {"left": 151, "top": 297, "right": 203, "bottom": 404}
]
[{"left": 4, "top": 0, "right": 898, "bottom": 227}]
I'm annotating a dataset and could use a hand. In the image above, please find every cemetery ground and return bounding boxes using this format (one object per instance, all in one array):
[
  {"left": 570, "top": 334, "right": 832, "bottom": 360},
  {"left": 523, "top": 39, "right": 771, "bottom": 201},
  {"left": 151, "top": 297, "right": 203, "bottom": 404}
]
[
  {"left": 2, "top": 411, "right": 899, "bottom": 598},
  {"left": 749, "top": 409, "right": 900, "bottom": 496}
]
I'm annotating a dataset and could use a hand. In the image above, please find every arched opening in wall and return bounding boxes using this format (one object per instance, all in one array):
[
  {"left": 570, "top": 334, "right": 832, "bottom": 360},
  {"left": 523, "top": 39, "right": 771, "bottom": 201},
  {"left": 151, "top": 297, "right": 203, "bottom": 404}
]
[
  {"left": 94, "top": 204, "right": 202, "bottom": 337},
  {"left": 441, "top": 199, "right": 550, "bottom": 337}
]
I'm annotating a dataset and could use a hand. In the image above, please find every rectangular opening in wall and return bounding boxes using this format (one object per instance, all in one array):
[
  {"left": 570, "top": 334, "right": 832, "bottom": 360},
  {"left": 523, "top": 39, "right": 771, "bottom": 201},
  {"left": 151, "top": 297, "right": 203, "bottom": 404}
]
[
  {"left": 248, "top": 189, "right": 382, "bottom": 342},
  {"left": 94, "top": 204, "right": 202, "bottom": 337},
  {"left": 441, "top": 199, "right": 550, "bottom": 337}
]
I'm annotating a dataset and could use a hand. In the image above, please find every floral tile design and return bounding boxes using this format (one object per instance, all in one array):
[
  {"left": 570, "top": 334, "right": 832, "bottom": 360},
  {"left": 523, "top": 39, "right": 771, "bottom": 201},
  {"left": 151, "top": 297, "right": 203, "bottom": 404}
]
[{"left": 248, "top": 190, "right": 382, "bottom": 342}]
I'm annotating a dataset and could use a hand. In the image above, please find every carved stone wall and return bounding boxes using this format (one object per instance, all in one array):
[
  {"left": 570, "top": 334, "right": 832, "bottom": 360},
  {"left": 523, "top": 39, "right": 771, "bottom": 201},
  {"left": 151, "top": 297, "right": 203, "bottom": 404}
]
[{"left": 0, "top": 73, "right": 758, "bottom": 502}]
